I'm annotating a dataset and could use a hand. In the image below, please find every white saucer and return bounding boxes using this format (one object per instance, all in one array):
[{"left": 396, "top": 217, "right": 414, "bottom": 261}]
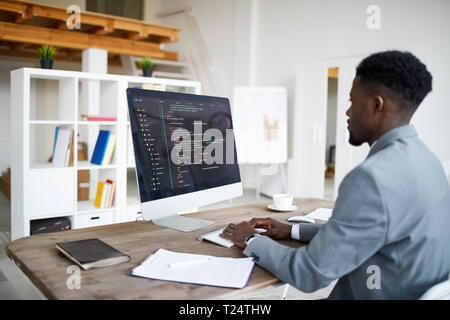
[{"left": 267, "top": 203, "right": 298, "bottom": 212}]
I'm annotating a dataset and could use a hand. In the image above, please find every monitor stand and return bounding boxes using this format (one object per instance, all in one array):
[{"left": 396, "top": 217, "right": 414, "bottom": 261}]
[{"left": 153, "top": 215, "right": 214, "bottom": 232}]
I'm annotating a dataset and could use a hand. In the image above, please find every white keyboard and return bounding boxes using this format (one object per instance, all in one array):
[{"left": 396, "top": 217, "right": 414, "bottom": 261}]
[
  {"left": 199, "top": 228, "right": 267, "bottom": 248},
  {"left": 199, "top": 228, "right": 234, "bottom": 248}
]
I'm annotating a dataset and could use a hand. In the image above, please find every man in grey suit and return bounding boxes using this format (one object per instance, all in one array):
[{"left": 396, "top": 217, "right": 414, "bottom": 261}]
[{"left": 221, "top": 50, "right": 450, "bottom": 299}]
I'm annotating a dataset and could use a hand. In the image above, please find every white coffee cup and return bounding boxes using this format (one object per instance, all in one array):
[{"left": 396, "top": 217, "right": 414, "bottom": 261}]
[{"left": 273, "top": 194, "right": 293, "bottom": 210}]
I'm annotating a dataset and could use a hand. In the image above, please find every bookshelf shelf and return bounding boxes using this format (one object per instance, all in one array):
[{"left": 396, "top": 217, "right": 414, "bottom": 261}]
[
  {"left": 30, "top": 120, "right": 75, "bottom": 125},
  {"left": 76, "top": 161, "right": 117, "bottom": 170},
  {"left": 30, "top": 163, "right": 74, "bottom": 171},
  {"left": 77, "top": 121, "right": 118, "bottom": 126},
  {"left": 11, "top": 67, "right": 201, "bottom": 240},
  {"left": 77, "top": 200, "right": 117, "bottom": 213}
]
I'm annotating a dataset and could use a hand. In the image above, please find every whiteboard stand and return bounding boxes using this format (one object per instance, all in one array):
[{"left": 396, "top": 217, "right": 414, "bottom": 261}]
[{"left": 258, "top": 163, "right": 288, "bottom": 198}]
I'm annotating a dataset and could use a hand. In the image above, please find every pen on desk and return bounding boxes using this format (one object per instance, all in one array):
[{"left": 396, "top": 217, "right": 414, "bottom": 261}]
[{"left": 168, "top": 258, "right": 211, "bottom": 268}]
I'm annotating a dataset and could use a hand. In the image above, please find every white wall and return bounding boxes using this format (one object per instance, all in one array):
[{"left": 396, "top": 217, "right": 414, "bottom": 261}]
[
  {"left": 255, "top": 0, "right": 450, "bottom": 163},
  {"left": 149, "top": 0, "right": 236, "bottom": 97}
]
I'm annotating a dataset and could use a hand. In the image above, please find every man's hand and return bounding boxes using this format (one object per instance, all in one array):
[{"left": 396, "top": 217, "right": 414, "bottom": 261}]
[
  {"left": 249, "top": 218, "right": 292, "bottom": 240},
  {"left": 220, "top": 221, "right": 255, "bottom": 249}
]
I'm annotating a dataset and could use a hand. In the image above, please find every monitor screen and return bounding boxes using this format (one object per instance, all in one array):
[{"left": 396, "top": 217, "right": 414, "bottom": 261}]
[{"left": 127, "top": 89, "right": 241, "bottom": 203}]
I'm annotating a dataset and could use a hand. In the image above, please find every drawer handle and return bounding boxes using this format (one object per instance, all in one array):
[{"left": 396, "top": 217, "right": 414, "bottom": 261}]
[{"left": 91, "top": 216, "right": 100, "bottom": 220}]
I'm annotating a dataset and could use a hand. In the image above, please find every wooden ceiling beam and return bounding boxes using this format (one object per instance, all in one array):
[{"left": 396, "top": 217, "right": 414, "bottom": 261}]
[
  {"left": 126, "top": 30, "right": 148, "bottom": 41},
  {"left": 0, "top": 21, "right": 178, "bottom": 60},
  {"left": 54, "top": 21, "right": 66, "bottom": 31},
  {"left": 91, "top": 20, "right": 114, "bottom": 35},
  {"left": 13, "top": 4, "right": 33, "bottom": 24},
  {"left": 0, "top": 0, "right": 180, "bottom": 43},
  {"left": 10, "top": 41, "right": 33, "bottom": 50},
  {"left": 0, "top": 0, "right": 26, "bottom": 14},
  {"left": 145, "top": 25, "right": 179, "bottom": 42}
]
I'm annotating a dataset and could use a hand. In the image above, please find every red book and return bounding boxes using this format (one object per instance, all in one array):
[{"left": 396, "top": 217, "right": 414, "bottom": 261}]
[
  {"left": 81, "top": 115, "right": 117, "bottom": 121},
  {"left": 106, "top": 179, "right": 116, "bottom": 208}
]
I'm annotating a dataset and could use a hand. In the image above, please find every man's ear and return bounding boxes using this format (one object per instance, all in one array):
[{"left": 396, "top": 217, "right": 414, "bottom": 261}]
[{"left": 368, "top": 95, "right": 384, "bottom": 115}]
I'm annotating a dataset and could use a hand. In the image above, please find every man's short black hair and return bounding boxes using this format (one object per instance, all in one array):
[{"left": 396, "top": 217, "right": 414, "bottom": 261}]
[{"left": 356, "top": 50, "right": 432, "bottom": 112}]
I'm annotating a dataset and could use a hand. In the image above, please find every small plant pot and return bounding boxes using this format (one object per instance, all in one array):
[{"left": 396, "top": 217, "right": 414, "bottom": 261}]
[
  {"left": 40, "top": 60, "right": 54, "bottom": 69},
  {"left": 142, "top": 69, "right": 153, "bottom": 77}
]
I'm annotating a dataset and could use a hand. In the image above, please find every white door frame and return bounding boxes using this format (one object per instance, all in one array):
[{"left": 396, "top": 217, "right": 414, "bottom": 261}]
[{"left": 289, "top": 54, "right": 370, "bottom": 200}]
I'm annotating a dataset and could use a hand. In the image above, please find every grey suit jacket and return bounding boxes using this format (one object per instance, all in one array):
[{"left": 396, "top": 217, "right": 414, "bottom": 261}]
[{"left": 243, "top": 125, "right": 450, "bottom": 299}]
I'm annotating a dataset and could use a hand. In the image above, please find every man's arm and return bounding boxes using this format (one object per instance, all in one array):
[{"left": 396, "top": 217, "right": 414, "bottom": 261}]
[
  {"left": 294, "top": 223, "right": 323, "bottom": 242},
  {"left": 243, "top": 167, "right": 388, "bottom": 293}
]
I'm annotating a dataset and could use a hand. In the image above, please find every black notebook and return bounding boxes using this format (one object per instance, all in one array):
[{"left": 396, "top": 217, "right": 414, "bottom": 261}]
[{"left": 56, "top": 238, "right": 130, "bottom": 270}]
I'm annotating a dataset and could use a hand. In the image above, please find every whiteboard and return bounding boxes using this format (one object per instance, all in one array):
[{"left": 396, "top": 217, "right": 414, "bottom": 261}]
[{"left": 232, "top": 87, "right": 287, "bottom": 164}]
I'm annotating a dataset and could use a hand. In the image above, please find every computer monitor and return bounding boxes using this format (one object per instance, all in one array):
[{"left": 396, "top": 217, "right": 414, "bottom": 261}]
[{"left": 126, "top": 88, "right": 243, "bottom": 232}]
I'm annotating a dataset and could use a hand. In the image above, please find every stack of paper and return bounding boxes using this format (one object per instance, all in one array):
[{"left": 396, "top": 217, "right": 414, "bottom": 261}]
[
  {"left": 305, "top": 208, "right": 333, "bottom": 221},
  {"left": 131, "top": 249, "right": 255, "bottom": 288}
]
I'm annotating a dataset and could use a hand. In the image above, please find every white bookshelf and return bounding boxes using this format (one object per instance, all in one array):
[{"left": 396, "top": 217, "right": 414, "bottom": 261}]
[{"left": 10, "top": 67, "right": 201, "bottom": 240}]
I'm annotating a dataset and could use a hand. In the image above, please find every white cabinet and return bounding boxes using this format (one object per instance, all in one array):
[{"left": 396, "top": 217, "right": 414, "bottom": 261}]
[
  {"left": 74, "top": 211, "right": 115, "bottom": 229},
  {"left": 11, "top": 68, "right": 201, "bottom": 240},
  {"left": 28, "top": 170, "right": 74, "bottom": 218}
]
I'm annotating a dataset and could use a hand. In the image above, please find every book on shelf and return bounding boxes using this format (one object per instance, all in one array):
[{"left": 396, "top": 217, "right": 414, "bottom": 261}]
[
  {"left": 81, "top": 114, "right": 117, "bottom": 122},
  {"left": 91, "top": 130, "right": 116, "bottom": 165},
  {"left": 102, "top": 133, "right": 116, "bottom": 165},
  {"left": 101, "top": 182, "right": 110, "bottom": 208},
  {"left": 106, "top": 179, "right": 116, "bottom": 208},
  {"left": 94, "top": 181, "right": 106, "bottom": 208},
  {"left": 51, "top": 126, "right": 59, "bottom": 158},
  {"left": 52, "top": 126, "right": 74, "bottom": 167},
  {"left": 56, "top": 238, "right": 130, "bottom": 270},
  {"left": 67, "top": 130, "right": 75, "bottom": 167},
  {"left": 94, "top": 179, "right": 116, "bottom": 209}
]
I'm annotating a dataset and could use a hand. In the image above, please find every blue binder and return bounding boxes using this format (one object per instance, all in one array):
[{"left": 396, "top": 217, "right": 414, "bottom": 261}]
[{"left": 91, "top": 130, "right": 110, "bottom": 165}]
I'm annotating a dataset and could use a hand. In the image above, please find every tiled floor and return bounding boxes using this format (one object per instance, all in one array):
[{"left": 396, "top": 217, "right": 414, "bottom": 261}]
[{"left": 0, "top": 189, "right": 334, "bottom": 300}]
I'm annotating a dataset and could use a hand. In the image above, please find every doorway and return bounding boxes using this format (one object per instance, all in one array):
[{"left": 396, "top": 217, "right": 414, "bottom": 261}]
[
  {"left": 289, "top": 55, "right": 369, "bottom": 199},
  {"left": 324, "top": 68, "right": 338, "bottom": 200}
]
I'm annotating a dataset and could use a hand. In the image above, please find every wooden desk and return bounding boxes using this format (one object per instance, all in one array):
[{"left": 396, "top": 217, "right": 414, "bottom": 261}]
[{"left": 6, "top": 198, "right": 333, "bottom": 300}]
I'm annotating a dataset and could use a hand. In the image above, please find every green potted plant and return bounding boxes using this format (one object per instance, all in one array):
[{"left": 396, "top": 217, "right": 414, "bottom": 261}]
[
  {"left": 138, "top": 57, "right": 154, "bottom": 77},
  {"left": 38, "top": 44, "right": 57, "bottom": 69}
]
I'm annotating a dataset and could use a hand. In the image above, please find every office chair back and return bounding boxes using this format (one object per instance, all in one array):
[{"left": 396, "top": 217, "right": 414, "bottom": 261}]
[{"left": 420, "top": 277, "right": 450, "bottom": 300}]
